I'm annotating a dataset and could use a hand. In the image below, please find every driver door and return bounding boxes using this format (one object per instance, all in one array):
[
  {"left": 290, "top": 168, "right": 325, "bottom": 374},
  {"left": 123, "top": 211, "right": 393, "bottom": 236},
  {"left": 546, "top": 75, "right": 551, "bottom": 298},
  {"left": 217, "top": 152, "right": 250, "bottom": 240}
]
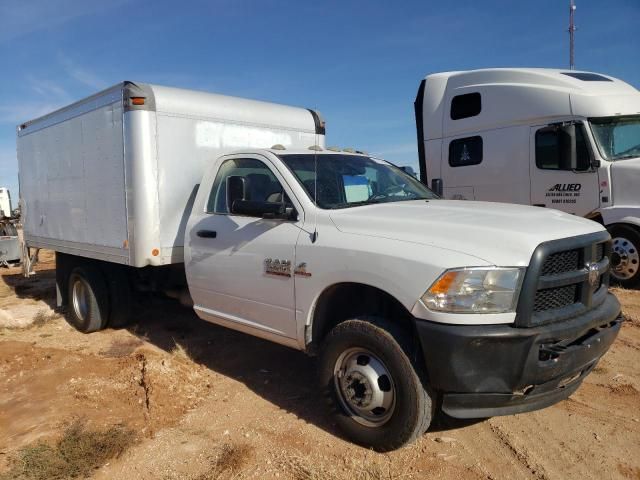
[
  {"left": 529, "top": 122, "right": 600, "bottom": 216},
  {"left": 185, "top": 154, "right": 304, "bottom": 341}
]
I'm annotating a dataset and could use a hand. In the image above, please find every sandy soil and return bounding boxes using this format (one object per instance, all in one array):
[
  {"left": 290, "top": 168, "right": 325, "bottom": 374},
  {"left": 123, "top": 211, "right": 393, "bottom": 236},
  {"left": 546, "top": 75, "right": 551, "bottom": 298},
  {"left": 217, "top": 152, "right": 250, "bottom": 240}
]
[{"left": 0, "top": 250, "right": 639, "bottom": 479}]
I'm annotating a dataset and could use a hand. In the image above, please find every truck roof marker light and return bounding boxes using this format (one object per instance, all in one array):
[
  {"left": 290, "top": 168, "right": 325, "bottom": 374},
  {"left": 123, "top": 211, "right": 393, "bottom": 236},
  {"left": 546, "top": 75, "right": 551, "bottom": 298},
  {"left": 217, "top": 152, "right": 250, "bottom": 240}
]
[
  {"left": 308, "top": 145, "right": 323, "bottom": 151},
  {"left": 343, "top": 148, "right": 355, "bottom": 153},
  {"left": 271, "top": 144, "right": 286, "bottom": 150},
  {"left": 131, "top": 97, "right": 145, "bottom": 106},
  {"left": 428, "top": 271, "right": 458, "bottom": 295},
  {"left": 327, "top": 146, "right": 341, "bottom": 152}
]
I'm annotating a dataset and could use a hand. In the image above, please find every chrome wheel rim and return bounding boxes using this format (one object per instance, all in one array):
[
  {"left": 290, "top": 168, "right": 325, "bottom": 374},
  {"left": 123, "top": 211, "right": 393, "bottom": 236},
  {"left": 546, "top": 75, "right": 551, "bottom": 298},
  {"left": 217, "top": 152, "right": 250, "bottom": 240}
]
[
  {"left": 72, "top": 278, "right": 90, "bottom": 322},
  {"left": 612, "top": 236, "right": 639, "bottom": 280},
  {"left": 333, "top": 347, "right": 396, "bottom": 427}
]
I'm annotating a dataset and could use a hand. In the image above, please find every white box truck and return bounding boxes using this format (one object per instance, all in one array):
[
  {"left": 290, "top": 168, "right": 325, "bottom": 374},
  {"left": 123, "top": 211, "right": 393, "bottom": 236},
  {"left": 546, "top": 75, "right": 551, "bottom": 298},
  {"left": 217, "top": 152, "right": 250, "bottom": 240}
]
[
  {"left": 18, "top": 81, "right": 622, "bottom": 451},
  {"left": 414, "top": 68, "right": 640, "bottom": 286}
]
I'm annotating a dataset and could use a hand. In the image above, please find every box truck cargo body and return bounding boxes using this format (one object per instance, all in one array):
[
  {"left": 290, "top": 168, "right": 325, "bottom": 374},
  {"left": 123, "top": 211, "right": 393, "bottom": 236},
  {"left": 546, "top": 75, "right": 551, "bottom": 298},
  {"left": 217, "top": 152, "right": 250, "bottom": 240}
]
[{"left": 17, "top": 81, "right": 325, "bottom": 268}]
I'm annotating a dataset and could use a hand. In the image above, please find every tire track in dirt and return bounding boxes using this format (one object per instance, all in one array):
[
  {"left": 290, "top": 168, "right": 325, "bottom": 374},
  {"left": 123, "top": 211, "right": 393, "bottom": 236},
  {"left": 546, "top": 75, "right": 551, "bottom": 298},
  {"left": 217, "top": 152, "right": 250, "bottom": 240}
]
[{"left": 488, "top": 422, "right": 550, "bottom": 480}]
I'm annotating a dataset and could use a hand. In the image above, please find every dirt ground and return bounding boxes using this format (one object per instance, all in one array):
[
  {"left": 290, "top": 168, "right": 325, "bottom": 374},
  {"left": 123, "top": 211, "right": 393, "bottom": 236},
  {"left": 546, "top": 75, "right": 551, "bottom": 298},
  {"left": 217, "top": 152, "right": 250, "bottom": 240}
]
[{"left": 0, "top": 250, "right": 639, "bottom": 479}]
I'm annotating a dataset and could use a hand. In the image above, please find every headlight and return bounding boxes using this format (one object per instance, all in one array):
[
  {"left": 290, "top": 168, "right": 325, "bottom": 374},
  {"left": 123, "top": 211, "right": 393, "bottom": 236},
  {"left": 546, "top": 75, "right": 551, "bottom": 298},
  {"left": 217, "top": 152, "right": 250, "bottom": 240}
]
[{"left": 421, "top": 268, "right": 524, "bottom": 314}]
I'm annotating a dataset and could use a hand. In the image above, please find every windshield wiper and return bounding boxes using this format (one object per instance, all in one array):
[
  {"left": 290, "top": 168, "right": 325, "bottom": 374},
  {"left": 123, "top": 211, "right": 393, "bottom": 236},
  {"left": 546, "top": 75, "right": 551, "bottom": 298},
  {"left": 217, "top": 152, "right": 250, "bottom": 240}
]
[
  {"left": 330, "top": 199, "right": 383, "bottom": 209},
  {"left": 329, "top": 197, "right": 431, "bottom": 209}
]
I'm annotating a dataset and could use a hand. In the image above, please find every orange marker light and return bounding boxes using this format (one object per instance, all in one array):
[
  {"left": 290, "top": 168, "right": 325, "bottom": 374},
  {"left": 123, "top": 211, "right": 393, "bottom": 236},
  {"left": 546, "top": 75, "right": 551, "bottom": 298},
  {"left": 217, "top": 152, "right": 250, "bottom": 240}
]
[
  {"left": 428, "top": 271, "right": 458, "bottom": 295},
  {"left": 152, "top": 248, "right": 160, "bottom": 257},
  {"left": 131, "top": 97, "right": 145, "bottom": 105}
]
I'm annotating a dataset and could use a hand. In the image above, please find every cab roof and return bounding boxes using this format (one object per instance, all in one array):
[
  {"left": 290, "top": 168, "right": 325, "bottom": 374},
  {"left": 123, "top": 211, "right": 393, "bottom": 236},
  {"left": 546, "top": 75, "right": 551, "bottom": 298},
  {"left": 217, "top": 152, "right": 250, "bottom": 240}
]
[{"left": 426, "top": 68, "right": 638, "bottom": 95}]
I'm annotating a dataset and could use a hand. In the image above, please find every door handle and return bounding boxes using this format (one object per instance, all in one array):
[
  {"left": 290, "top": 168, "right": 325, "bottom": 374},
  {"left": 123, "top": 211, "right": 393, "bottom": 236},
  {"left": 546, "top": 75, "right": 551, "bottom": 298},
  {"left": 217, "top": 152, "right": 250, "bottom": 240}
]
[{"left": 197, "top": 230, "right": 217, "bottom": 238}]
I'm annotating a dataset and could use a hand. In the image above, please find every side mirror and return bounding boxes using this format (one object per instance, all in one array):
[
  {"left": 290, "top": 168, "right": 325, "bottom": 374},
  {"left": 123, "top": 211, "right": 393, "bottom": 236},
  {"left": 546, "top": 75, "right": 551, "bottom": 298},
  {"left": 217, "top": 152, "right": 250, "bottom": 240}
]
[
  {"left": 231, "top": 199, "right": 291, "bottom": 219},
  {"left": 431, "top": 178, "right": 443, "bottom": 197},
  {"left": 559, "top": 124, "right": 577, "bottom": 170},
  {"left": 226, "top": 176, "right": 247, "bottom": 211}
]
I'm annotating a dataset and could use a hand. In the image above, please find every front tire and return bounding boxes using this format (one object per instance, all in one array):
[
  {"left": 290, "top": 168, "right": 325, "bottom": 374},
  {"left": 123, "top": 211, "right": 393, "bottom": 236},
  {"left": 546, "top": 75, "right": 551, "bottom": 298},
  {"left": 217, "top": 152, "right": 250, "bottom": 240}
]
[
  {"left": 609, "top": 225, "right": 640, "bottom": 288},
  {"left": 67, "top": 265, "right": 109, "bottom": 333},
  {"left": 319, "top": 318, "right": 434, "bottom": 451}
]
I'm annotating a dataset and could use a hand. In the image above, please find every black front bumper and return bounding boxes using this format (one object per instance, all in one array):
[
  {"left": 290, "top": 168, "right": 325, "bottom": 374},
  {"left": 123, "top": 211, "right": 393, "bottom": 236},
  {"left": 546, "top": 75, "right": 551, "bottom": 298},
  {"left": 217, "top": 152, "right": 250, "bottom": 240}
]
[{"left": 415, "top": 293, "right": 622, "bottom": 418}]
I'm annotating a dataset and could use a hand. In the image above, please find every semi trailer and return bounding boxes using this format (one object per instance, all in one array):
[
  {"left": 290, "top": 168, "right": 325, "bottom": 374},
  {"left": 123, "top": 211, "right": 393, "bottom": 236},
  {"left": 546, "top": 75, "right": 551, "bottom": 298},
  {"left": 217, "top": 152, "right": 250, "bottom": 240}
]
[
  {"left": 18, "top": 81, "right": 622, "bottom": 450},
  {"left": 414, "top": 68, "right": 640, "bottom": 286}
]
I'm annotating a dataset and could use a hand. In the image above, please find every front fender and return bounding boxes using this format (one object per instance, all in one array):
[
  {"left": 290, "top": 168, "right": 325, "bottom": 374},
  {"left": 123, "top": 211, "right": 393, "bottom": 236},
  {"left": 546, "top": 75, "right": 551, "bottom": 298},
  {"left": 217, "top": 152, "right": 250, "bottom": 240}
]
[
  {"left": 601, "top": 207, "right": 640, "bottom": 230},
  {"left": 293, "top": 226, "right": 491, "bottom": 348}
]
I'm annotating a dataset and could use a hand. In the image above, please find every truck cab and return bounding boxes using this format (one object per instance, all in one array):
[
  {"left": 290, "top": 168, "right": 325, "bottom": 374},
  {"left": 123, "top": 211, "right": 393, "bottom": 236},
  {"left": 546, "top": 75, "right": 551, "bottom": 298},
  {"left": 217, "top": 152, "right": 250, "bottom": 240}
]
[{"left": 415, "top": 68, "right": 640, "bottom": 286}]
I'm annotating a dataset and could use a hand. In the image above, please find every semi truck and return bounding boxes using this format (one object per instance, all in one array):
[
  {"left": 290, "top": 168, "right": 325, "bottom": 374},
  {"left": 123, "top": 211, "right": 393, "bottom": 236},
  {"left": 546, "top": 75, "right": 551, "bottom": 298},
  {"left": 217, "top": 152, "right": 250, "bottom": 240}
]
[
  {"left": 414, "top": 68, "right": 640, "bottom": 287},
  {"left": 18, "top": 81, "right": 622, "bottom": 450}
]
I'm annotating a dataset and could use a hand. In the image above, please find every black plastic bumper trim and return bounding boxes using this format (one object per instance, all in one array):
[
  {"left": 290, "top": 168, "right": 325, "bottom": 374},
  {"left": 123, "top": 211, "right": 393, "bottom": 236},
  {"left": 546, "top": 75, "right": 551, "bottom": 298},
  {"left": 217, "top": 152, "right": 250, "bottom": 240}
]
[
  {"left": 441, "top": 369, "right": 585, "bottom": 418},
  {"left": 415, "top": 293, "right": 622, "bottom": 417}
]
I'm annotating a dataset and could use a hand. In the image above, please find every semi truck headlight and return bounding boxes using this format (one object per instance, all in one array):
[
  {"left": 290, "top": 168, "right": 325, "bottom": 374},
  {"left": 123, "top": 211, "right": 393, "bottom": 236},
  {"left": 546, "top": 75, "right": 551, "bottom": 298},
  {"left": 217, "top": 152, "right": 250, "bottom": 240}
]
[{"left": 422, "top": 268, "right": 524, "bottom": 314}]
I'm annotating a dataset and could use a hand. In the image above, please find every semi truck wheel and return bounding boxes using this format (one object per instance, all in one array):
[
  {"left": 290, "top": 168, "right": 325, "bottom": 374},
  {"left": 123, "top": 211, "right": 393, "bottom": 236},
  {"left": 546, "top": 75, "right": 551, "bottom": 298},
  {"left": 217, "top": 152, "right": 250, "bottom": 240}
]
[
  {"left": 610, "top": 225, "right": 640, "bottom": 288},
  {"left": 319, "top": 318, "right": 434, "bottom": 451},
  {"left": 67, "top": 265, "right": 109, "bottom": 333}
]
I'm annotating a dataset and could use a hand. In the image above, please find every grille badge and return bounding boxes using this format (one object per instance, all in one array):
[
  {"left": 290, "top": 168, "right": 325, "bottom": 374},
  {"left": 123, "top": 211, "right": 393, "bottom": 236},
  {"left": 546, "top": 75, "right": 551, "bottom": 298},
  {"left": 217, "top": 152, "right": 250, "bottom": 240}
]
[{"left": 586, "top": 262, "right": 600, "bottom": 288}]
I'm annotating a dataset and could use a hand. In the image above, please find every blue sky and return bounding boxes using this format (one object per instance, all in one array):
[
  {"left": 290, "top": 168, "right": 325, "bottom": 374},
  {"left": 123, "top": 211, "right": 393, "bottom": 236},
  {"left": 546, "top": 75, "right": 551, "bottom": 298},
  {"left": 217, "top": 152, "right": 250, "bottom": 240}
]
[{"left": 1, "top": 0, "right": 639, "bottom": 203}]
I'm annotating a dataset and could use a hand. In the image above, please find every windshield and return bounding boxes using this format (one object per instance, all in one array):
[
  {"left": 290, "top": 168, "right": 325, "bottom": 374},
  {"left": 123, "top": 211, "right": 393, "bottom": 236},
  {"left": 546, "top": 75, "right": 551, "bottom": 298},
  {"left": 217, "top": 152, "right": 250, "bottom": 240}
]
[
  {"left": 279, "top": 154, "right": 437, "bottom": 209},
  {"left": 590, "top": 115, "right": 640, "bottom": 161}
]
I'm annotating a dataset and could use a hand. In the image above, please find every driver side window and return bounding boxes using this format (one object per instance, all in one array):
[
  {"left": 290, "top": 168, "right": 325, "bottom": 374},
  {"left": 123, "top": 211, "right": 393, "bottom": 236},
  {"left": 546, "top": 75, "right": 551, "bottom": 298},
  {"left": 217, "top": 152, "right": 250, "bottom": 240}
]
[
  {"left": 535, "top": 123, "right": 591, "bottom": 171},
  {"left": 206, "top": 158, "right": 290, "bottom": 215}
]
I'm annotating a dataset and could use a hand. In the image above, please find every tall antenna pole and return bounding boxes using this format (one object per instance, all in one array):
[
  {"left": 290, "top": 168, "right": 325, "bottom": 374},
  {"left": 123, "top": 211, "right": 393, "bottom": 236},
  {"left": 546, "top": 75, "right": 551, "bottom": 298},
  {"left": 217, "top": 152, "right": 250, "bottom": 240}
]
[{"left": 568, "top": 0, "right": 576, "bottom": 69}]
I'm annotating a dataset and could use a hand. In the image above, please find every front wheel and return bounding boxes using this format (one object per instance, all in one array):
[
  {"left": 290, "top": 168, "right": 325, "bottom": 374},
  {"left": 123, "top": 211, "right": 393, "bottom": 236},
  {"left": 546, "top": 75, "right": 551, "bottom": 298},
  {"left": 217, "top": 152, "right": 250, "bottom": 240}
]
[
  {"left": 609, "top": 225, "right": 640, "bottom": 288},
  {"left": 319, "top": 318, "right": 434, "bottom": 451}
]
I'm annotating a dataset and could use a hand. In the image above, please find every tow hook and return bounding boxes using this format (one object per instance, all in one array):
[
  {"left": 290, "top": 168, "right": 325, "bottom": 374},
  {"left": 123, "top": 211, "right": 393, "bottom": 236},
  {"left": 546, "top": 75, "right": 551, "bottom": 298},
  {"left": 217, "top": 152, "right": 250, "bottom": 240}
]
[{"left": 539, "top": 344, "right": 567, "bottom": 362}]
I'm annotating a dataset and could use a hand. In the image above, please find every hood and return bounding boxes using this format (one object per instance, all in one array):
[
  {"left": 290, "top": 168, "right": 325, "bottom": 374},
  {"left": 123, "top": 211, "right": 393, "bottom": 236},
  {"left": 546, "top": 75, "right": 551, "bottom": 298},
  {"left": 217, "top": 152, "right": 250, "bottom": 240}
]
[
  {"left": 329, "top": 200, "right": 605, "bottom": 266},
  {"left": 611, "top": 157, "right": 640, "bottom": 207}
]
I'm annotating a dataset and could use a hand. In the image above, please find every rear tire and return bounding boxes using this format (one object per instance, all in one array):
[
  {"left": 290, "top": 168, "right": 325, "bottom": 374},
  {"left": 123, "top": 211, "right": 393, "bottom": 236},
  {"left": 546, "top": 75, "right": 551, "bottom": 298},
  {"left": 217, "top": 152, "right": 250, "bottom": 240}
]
[
  {"left": 609, "top": 225, "right": 640, "bottom": 288},
  {"left": 66, "top": 265, "right": 109, "bottom": 333},
  {"left": 319, "top": 317, "right": 434, "bottom": 451}
]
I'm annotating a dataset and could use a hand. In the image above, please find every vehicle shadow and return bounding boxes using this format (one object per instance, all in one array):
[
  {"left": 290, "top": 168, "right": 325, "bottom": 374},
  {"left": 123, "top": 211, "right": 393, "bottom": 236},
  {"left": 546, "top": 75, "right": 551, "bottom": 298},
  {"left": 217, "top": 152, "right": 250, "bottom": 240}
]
[
  {"left": 0, "top": 266, "right": 57, "bottom": 310},
  {"left": 1, "top": 262, "right": 485, "bottom": 443},
  {"left": 127, "top": 295, "right": 338, "bottom": 434},
  {"left": 126, "top": 294, "right": 484, "bottom": 443}
]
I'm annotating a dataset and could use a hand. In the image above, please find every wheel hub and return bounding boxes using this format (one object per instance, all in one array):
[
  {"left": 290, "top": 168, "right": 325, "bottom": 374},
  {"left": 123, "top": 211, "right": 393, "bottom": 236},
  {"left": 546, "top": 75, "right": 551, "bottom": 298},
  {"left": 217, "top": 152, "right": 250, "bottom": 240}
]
[
  {"left": 334, "top": 348, "right": 396, "bottom": 427},
  {"left": 343, "top": 371, "right": 373, "bottom": 407},
  {"left": 612, "top": 236, "right": 639, "bottom": 280},
  {"left": 71, "top": 278, "right": 90, "bottom": 321}
]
